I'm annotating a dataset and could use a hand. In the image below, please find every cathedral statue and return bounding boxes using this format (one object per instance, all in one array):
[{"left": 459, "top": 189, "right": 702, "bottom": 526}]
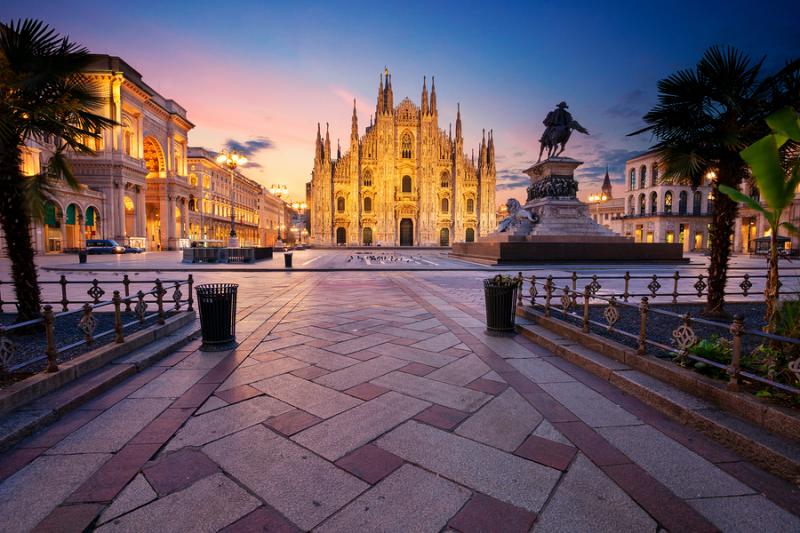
[
  {"left": 537, "top": 102, "right": 589, "bottom": 162},
  {"left": 497, "top": 198, "right": 538, "bottom": 233}
]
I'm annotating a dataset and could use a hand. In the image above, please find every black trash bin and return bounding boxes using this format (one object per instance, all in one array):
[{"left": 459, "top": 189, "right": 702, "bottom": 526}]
[
  {"left": 78, "top": 250, "right": 87, "bottom": 264},
  {"left": 284, "top": 252, "right": 293, "bottom": 268},
  {"left": 483, "top": 276, "right": 520, "bottom": 334},
  {"left": 195, "top": 283, "right": 238, "bottom": 346}
]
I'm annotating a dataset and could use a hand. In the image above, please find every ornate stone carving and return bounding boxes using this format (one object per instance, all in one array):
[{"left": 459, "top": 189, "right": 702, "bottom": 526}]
[{"left": 526, "top": 175, "right": 579, "bottom": 200}]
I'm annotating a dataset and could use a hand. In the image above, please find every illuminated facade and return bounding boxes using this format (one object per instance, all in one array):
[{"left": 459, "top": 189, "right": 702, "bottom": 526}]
[
  {"left": 309, "top": 69, "right": 496, "bottom": 246},
  {"left": 621, "top": 151, "right": 713, "bottom": 252}
]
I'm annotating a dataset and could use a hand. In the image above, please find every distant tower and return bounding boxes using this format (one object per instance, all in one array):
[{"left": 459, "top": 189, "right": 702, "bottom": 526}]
[{"left": 601, "top": 167, "right": 613, "bottom": 199}]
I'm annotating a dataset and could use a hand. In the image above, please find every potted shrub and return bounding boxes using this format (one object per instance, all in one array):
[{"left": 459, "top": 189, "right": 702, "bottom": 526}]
[{"left": 483, "top": 274, "right": 521, "bottom": 334}]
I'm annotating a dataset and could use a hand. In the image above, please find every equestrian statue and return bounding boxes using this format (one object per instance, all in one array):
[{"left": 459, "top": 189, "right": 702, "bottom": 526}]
[{"left": 537, "top": 102, "right": 589, "bottom": 161}]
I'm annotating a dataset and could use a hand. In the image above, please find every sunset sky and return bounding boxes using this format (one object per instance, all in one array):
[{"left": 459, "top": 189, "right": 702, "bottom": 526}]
[{"left": 4, "top": 0, "right": 798, "bottom": 204}]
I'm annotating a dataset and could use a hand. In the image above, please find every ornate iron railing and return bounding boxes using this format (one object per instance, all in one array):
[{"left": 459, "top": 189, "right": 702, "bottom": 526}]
[
  {"left": 0, "top": 275, "right": 194, "bottom": 374},
  {"left": 524, "top": 270, "right": 800, "bottom": 304},
  {"left": 516, "top": 273, "right": 800, "bottom": 396}
]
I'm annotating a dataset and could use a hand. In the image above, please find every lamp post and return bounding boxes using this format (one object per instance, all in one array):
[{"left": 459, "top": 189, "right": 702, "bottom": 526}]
[{"left": 216, "top": 149, "right": 248, "bottom": 247}]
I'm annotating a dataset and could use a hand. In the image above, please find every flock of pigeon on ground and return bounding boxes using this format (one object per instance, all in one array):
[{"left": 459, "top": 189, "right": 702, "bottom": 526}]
[{"left": 346, "top": 253, "right": 421, "bottom": 263}]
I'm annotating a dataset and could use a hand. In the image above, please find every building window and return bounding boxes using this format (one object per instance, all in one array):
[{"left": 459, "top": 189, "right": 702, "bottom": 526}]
[
  {"left": 650, "top": 191, "right": 658, "bottom": 214},
  {"left": 466, "top": 228, "right": 475, "bottom": 242},
  {"left": 693, "top": 191, "right": 702, "bottom": 215},
  {"left": 664, "top": 191, "right": 672, "bottom": 214},
  {"left": 441, "top": 197, "right": 449, "bottom": 213},
  {"left": 707, "top": 193, "right": 713, "bottom": 214},
  {"left": 363, "top": 170, "right": 372, "bottom": 187},
  {"left": 629, "top": 168, "right": 636, "bottom": 190},
  {"left": 337, "top": 197, "right": 345, "bottom": 212},
  {"left": 652, "top": 163, "right": 659, "bottom": 186},
  {"left": 441, "top": 172, "right": 450, "bottom": 188},
  {"left": 401, "top": 133, "right": 412, "bottom": 158},
  {"left": 638, "top": 193, "right": 646, "bottom": 214},
  {"left": 467, "top": 198, "right": 474, "bottom": 213},
  {"left": 678, "top": 191, "right": 688, "bottom": 214},
  {"left": 402, "top": 175, "right": 412, "bottom": 193},
  {"left": 363, "top": 197, "right": 372, "bottom": 212},
  {"left": 628, "top": 195, "right": 634, "bottom": 215},
  {"left": 640, "top": 166, "right": 647, "bottom": 189}
]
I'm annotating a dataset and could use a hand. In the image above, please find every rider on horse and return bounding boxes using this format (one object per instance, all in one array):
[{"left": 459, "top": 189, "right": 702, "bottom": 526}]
[{"left": 538, "top": 102, "right": 589, "bottom": 161}]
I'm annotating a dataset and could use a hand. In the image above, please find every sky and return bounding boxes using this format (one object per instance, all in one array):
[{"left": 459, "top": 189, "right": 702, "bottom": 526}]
[{"left": 3, "top": 0, "right": 799, "bottom": 204}]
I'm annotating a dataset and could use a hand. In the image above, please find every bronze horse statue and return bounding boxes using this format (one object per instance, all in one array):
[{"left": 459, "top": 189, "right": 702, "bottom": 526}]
[{"left": 537, "top": 102, "right": 589, "bottom": 162}]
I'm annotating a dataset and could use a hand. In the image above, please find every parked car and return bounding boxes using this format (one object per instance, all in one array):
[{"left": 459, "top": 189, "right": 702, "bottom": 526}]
[
  {"left": 86, "top": 239, "right": 125, "bottom": 254},
  {"left": 123, "top": 245, "right": 144, "bottom": 253}
]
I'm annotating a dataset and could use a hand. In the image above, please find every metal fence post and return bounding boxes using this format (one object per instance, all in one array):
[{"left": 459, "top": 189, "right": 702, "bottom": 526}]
[
  {"left": 517, "top": 272, "right": 524, "bottom": 308},
  {"left": 623, "top": 271, "right": 631, "bottom": 302},
  {"left": 544, "top": 276, "right": 553, "bottom": 317},
  {"left": 187, "top": 274, "right": 194, "bottom": 312},
  {"left": 43, "top": 305, "right": 58, "bottom": 372},
  {"left": 80, "top": 303, "right": 95, "bottom": 344},
  {"left": 571, "top": 272, "right": 578, "bottom": 293},
  {"left": 582, "top": 285, "right": 590, "bottom": 333},
  {"left": 728, "top": 314, "right": 744, "bottom": 391},
  {"left": 59, "top": 274, "right": 68, "bottom": 312},
  {"left": 672, "top": 271, "right": 680, "bottom": 304},
  {"left": 155, "top": 279, "right": 165, "bottom": 325},
  {"left": 637, "top": 297, "right": 649, "bottom": 355},
  {"left": 123, "top": 274, "right": 132, "bottom": 312},
  {"left": 136, "top": 290, "right": 146, "bottom": 324},
  {"left": 113, "top": 290, "right": 124, "bottom": 343},
  {"left": 529, "top": 274, "right": 537, "bottom": 306}
]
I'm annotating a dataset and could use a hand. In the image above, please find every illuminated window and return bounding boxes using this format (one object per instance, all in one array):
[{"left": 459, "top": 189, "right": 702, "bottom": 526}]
[
  {"left": 402, "top": 175, "right": 412, "bottom": 193},
  {"left": 441, "top": 197, "right": 449, "bottom": 213},
  {"left": 664, "top": 191, "right": 672, "bottom": 214},
  {"left": 650, "top": 191, "right": 658, "bottom": 214},
  {"left": 337, "top": 197, "right": 345, "bottom": 212},
  {"left": 401, "top": 133, "right": 412, "bottom": 158},
  {"left": 467, "top": 198, "right": 474, "bottom": 213},
  {"left": 640, "top": 166, "right": 647, "bottom": 189},
  {"left": 629, "top": 168, "right": 636, "bottom": 190}
]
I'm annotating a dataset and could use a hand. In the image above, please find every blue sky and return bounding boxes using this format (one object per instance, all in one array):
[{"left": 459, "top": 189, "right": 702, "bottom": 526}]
[{"left": 3, "top": 0, "right": 798, "bottom": 202}]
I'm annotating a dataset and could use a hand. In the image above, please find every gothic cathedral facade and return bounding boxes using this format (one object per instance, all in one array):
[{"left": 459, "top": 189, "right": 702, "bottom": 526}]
[{"left": 309, "top": 69, "right": 496, "bottom": 246}]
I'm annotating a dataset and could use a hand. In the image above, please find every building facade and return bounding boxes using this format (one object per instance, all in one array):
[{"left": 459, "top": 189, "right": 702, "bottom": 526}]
[
  {"left": 309, "top": 69, "right": 496, "bottom": 246},
  {"left": 621, "top": 151, "right": 713, "bottom": 252},
  {"left": 4, "top": 55, "right": 285, "bottom": 256},
  {"left": 587, "top": 169, "right": 625, "bottom": 235},
  {"left": 733, "top": 180, "right": 800, "bottom": 255}
]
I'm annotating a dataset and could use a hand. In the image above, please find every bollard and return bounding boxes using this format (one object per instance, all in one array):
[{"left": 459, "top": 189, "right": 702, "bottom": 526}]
[
  {"left": 582, "top": 285, "right": 590, "bottom": 333},
  {"left": 728, "top": 315, "right": 744, "bottom": 391},
  {"left": 637, "top": 297, "right": 649, "bottom": 355},
  {"left": 113, "top": 290, "right": 124, "bottom": 343}
]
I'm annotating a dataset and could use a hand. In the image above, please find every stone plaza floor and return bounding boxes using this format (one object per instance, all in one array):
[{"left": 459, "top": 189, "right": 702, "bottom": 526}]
[{"left": 1, "top": 256, "right": 799, "bottom": 532}]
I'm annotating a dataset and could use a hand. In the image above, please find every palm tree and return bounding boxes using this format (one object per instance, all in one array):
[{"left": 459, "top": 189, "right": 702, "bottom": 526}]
[
  {"left": 631, "top": 46, "right": 800, "bottom": 317},
  {"left": 0, "top": 20, "right": 115, "bottom": 321}
]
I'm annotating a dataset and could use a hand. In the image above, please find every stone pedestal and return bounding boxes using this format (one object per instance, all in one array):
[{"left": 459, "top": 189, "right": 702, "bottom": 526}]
[{"left": 451, "top": 156, "right": 685, "bottom": 264}]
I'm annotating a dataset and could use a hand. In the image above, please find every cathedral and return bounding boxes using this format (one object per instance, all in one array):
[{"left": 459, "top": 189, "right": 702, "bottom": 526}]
[{"left": 309, "top": 69, "right": 496, "bottom": 246}]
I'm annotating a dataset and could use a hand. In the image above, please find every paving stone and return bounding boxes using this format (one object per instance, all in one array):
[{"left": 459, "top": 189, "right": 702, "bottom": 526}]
[
  {"left": 19, "top": 408, "right": 101, "bottom": 450},
  {"left": 482, "top": 370, "right": 507, "bottom": 383},
  {"left": 50, "top": 398, "right": 172, "bottom": 454},
  {"left": 346, "top": 349, "right": 381, "bottom": 361},
  {"left": 413, "top": 404, "right": 470, "bottom": 430},
  {"left": 219, "top": 506, "right": 301, "bottom": 533},
  {"left": 129, "top": 407, "right": 194, "bottom": 445},
  {"left": 466, "top": 377, "right": 508, "bottom": 395},
  {"left": 312, "top": 355, "right": 407, "bottom": 391},
  {"left": 143, "top": 448, "right": 220, "bottom": 496},
  {"left": 456, "top": 388, "right": 543, "bottom": 451},
  {"left": 402, "top": 317, "right": 441, "bottom": 331},
  {"left": 410, "top": 332, "right": 461, "bottom": 352},
  {"left": 196, "top": 396, "right": 228, "bottom": 415},
  {"left": 277, "top": 344, "right": 359, "bottom": 370},
  {"left": 509, "top": 358, "right": 576, "bottom": 384},
  {"left": 170, "top": 383, "right": 218, "bottom": 409},
  {"left": 448, "top": 492, "right": 536, "bottom": 533},
  {"left": 0, "top": 447, "right": 46, "bottom": 483},
  {"left": 204, "top": 425, "right": 368, "bottom": 530},
  {"left": 35, "top": 503, "right": 105, "bottom": 532},
  {"left": 97, "top": 474, "right": 157, "bottom": 525},
  {"left": 398, "top": 362, "right": 438, "bottom": 376},
  {"left": 165, "top": 395, "right": 293, "bottom": 450},
  {"left": 325, "top": 333, "right": 397, "bottom": 354},
  {"left": 335, "top": 444, "right": 405, "bottom": 484},
  {"left": 252, "top": 373, "right": 361, "bottom": 418},
  {"left": 377, "top": 421, "right": 560, "bottom": 513},
  {"left": 531, "top": 419, "right": 572, "bottom": 445},
  {"left": 128, "top": 369, "right": 209, "bottom": 398},
  {"left": 344, "top": 382, "right": 391, "bottom": 401},
  {"left": 427, "top": 354, "right": 492, "bottom": 386},
  {"left": 539, "top": 381, "right": 640, "bottom": 427},
  {"left": 95, "top": 473, "right": 260, "bottom": 533},
  {"left": 264, "top": 409, "right": 322, "bottom": 436},
  {"left": 370, "top": 342, "right": 457, "bottom": 367},
  {"left": 514, "top": 435, "right": 576, "bottom": 471},
  {"left": 294, "top": 325, "right": 356, "bottom": 342},
  {"left": 217, "top": 357, "right": 308, "bottom": 391},
  {"left": 215, "top": 384, "right": 263, "bottom": 404},
  {"left": 688, "top": 494, "right": 800, "bottom": 533},
  {"left": 255, "top": 334, "right": 313, "bottom": 352},
  {"left": 172, "top": 350, "right": 229, "bottom": 370},
  {"left": 598, "top": 424, "right": 754, "bottom": 498},
  {"left": 372, "top": 371, "right": 490, "bottom": 412},
  {"left": 317, "top": 464, "right": 470, "bottom": 533},
  {"left": 372, "top": 325, "right": 437, "bottom": 341},
  {"left": 66, "top": 442, "right": 160, "bottom": 504},
  {"left": 290, "top": 366, "right": 329, "bottom": 380},
  {"left": 533, "top": 454, "right": 656, "bottom": 533},
  {"left": 0, "top": 453, "right": 110, "bottom": 533},
  {"left": 292, "top": 391, "right": 430, "bottom": 461}
]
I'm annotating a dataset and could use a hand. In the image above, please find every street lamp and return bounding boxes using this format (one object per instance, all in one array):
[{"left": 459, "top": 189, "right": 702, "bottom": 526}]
[
  {"left": 216, "top": 149, "right": 248, "bottom": 247},
  {"left": 270, "top": 184, "right": 288, "bottom": 199}
]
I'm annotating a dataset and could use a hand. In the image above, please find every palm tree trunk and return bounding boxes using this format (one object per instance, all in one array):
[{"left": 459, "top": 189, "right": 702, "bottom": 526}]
[
  {"left": 764, "top": 230, "right": 779, "bottom": 330},
  {"left": 704, "top": 183, "right": 737, "bottom": 318},
  {"left": 0, "top": 150, "right": 43, "bottom": 322}
]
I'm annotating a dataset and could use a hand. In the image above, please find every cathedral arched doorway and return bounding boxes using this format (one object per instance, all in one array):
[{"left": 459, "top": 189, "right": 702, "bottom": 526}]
[
  {"left": 336, "top": 227, "right": 346, "bottom": 245},
  {"left": 399, "top": 219, "right": 413, "bottom": 246},
  {"left": 439, "top": 228, "right": 450, "bottom": 246},
  {"left": 363, "top": 227, "right": 373, "bottom": 246},
  {"left": 465, "top": 228, "right": 475, "bottom": 242}
]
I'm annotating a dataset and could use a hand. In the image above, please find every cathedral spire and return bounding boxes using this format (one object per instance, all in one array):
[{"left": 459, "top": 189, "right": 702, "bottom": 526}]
[
  {"left": 324, "top": 122, "right": 331, "bottom": 161},
  {"left": 601, "top": 166, "right": 613, "bottom": 199},
  {"left": 386, "top": 72, "right": 393, "bottom": 113},
  {"left": 455, "top": 103, "right": 462, "bottom": 140},
  {"left": 351, "top": 99, "right": 358, "bottom": 139},
  {"left": 377, "top": 73, "right": 384, "bottom": 115},
  {"left": 430, "top": 76, "right": 437, "bottom": 115},
  {"left": 315, "top": 122, "right": 322, "bottom": 160},
  {"left": 337, "top": 138, "right": 341, "bottom": 160},
  {"left": 421, "top": 76, "right": 429, "bottom": 115}
]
